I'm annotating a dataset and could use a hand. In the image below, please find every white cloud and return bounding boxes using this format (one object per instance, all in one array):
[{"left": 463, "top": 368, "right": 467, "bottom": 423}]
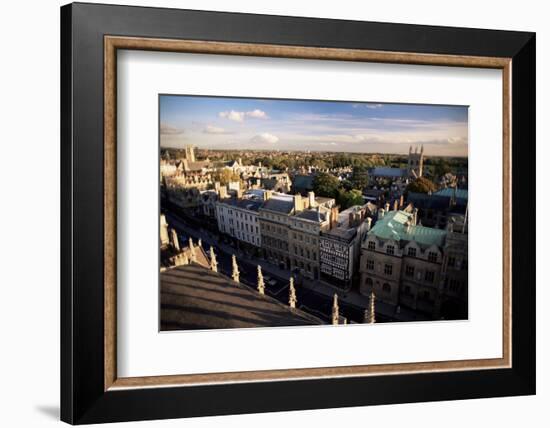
[
  {"left": 160, "top": 123, "right": 184, "bottom": 135},
  {"left": 251, "top": 132, "right": 279, "bottom": 144},
  {"left": 246, "top": 109, "right": 268, "bottom": 119},
  {"left": 219, "top": 109, "right": 268, "bottom": 122},
  {"left": 219, "top": 110, "right": 245, "bottom": 122},
  {"left": 203, "top": 125, "right": 230, "bottom": 134}
]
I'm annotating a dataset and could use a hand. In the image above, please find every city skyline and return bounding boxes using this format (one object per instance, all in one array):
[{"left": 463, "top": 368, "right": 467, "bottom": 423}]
[{"left": 160, "top": 95, "right": 468, "bottom": 157}]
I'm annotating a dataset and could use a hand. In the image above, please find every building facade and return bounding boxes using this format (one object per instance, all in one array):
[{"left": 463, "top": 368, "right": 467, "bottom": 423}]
[
  {"left": 215, "top": 198, "right": 263, "bottom": 248},
  {"left": 319, "top": 205, "right": 373, "bottom": 289},
  {"left": 359, "top": 208, "right": 467, "bottom": 318}
]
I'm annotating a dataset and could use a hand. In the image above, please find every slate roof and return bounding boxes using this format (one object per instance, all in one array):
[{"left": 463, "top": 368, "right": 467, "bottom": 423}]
[
  {"left": 368, "top": 210, "right": 447, "bottom": 248},
  {"left": 370, "top": 167, "right": 408, "bottom": 178},
  {"left": 219, "top": 198, "right": 263, "bottom": 212},
  {"left": 292, "top": 175, "right": 315, "bottom": 190},
  {"left": 261, "top": 195, "right": 294, "bottom": 214},
  {"left": 161, "top": 264, "right": 323, "bottom": 331},
  {"left": 407, "top": 192, "right": 451, "bottom": 210},
  {"left": 295, "top": 209, "right": 328, "bottom": 222},
  {"left": 434, "top": 188, "right": 469, "bottom": 203}
]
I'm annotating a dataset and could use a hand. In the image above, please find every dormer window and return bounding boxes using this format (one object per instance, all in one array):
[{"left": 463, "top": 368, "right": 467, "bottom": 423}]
[
  {"left": 368, "top": 241, "right": 376, "bottom": 251},
  {"left": 428, "top": 251, "right": 438, "bottom": 263},
  {"left": 386, "top": 245, "right": 395, "bottom": 255},
  {"left": 408, "top": 247, "right": 417, "bottom": 257}
]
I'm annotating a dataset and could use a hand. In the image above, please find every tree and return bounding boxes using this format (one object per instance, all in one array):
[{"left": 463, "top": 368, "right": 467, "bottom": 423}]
[
  {"left": 337, "top": 189, "right": 364, "bottom": 210},
  {"left": 213, "top": 169, "right": 240, "bottom": 186},
  {"left": 406, "top": 177, "right": 437, "bottom": 194},
  {"left": 313, "top": 172, "right": 340, "bottom": 199},
  {"left": 433, "top": 158, "right": 452, "bottom": 178},
  {"left": 350, "top": 166, "right": 370, "bottom": 190}
]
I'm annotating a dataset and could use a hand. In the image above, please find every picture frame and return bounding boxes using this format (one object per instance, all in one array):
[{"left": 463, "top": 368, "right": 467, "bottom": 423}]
[{"left": 61, "top": 2, "right": 535, "bottom": 424}]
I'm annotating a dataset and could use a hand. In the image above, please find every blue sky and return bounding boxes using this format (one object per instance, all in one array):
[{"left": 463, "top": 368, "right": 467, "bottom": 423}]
[{"left": 160, "top": 95, "right": 468, "bottom": 156}]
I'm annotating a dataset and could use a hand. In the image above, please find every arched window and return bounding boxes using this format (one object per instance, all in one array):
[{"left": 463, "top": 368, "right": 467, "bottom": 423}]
[{"left": 382, "top": 283, "right": 391, "bottom": 293}]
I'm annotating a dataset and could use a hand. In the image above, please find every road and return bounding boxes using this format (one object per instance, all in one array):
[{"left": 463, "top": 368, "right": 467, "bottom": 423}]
[{"left": 163, "top": 207, "right": 379, "bottom": 324}]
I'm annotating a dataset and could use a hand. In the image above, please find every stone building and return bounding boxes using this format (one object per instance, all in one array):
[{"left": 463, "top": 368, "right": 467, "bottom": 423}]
[
  {"left": 288, "top": 194, "right": 333, "bottom": 280},
  {"left": 407, "top": 144, "right": 424, "bottom": 178},
  {"left": 215, "top": 196, "right": 263, "bottom": 248},
  {"left": 258, "top": 193, "right": 295, "bottom": 269},
  {"left": 259, "top": 191, "right": 335, "bottom": 271},
  {"left": 319, "top": 204, "right": 374, "bottom": 290},
  {"left": 359, "top": 208, "right": 467, "bottom": 318}
]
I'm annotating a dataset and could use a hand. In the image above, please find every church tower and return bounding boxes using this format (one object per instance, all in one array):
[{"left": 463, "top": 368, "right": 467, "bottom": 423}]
[
  {"left": 184, "top": 144, "right": 196, "bottom": 163},
  {"left": 407, "top": 145, "right": 424, "bottom": 178}
]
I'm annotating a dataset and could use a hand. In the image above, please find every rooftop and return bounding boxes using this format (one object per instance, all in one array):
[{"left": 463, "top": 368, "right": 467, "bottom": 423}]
[
  {"left": 218, "top": 197, "right": 264, "bottom": 212},
  {"left": 434, "top": 187, "right": 469, "bottom": 202},
  {"left": 295, "top": 208, "right": 328, "bottom": 223},
  {"left": 261, "top": 193, "right": 294, "bottom": 214},
  {"left": 370, "top": 167, "right": 408, "bottom": 178},
  {"left": 407, "top": 192, "right": 451, "bottom": 210},
  {"left": 161, "top": 264, "right": 323, "bottom": 331},
  {"left": 368, "top": 210, "right": 447, "bottom": 248}
]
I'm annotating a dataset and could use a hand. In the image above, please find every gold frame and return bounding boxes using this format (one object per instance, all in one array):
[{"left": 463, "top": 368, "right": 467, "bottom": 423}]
[{"left": 104, "top": 36, "right": 512, "bottom": 391}]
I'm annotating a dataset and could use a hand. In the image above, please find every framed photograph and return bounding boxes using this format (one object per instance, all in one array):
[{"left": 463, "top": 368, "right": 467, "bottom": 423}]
[{"left": 61, "top": 2, "right": 535, "bottom": 424}]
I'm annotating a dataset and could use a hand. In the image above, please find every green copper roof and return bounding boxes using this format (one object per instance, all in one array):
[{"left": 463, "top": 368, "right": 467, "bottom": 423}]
[{"left": 369, "top": 210, "right": 447, "bottom": 247}]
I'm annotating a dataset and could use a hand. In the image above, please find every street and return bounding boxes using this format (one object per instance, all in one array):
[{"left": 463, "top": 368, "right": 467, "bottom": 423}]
[{"left": 162, "top": 206, "right": 381, "bottom": 324}]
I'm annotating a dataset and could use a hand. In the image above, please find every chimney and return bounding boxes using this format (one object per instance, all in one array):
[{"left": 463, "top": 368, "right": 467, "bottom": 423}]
[
  {"left": 294, "top": 194, "right": 303, "bottom": 213},
  {"left": 404, "top": 220, "right": 411, "bottom": 233},
  {"left": 238, "top": 157, "right": 243, "bottom": 166},
  {"left": 160, "top": 214, "right": 170, "bottom": 246},
  {"left": 349, "top": 212, "right": 355, "bottom": 227},
  {"left": 263, "top": 190, "right": 273, "bottom": 201},
  {"left": 365, "top": 217, "right": 372, "bottom": 231},
  {"left": 214, "top": 181, "right": 221, "bottom": 192},
  {"left": 393, "top": 200, "right": 399, "bottom": 211},
  {"left": 384, "top": 202, "right": 390, "bottom": 213},
  {"left": 219, "top": 186, "right": 228, "bottom": 199},
  {"left": 412, "top": 208, "right": 418, "bottom": 225},
  {"left": 378, "top": 208, "right": 385, "bottom": 219},
  {"left": 331, "top": 206, "right": 339, "bottom": 229},
  {"left": 308, "top": 191, "right": 316, "bottom": 208},
  {"left": 399, "top": 194, "right": 404, "bottom": 208}
]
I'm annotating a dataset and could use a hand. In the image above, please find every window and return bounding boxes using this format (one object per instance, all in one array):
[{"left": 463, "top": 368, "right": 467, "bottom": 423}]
[
  {"left": 386, "top": 245, "right": 395, "bottom": 255},
  {"left": 366, "top": 259, "right": 374, "bottom": 270},
  {"left": 408, "top": 247, "right": 417, "bottom": 257},
  {"left": 425, "top": 271, "right": 435, "bottom": 283},
  {"left": 382, "top": 283, "right": 391, "bottom": 293},
  {"left": 448, "top": 256, "right": 456, "bottom": 268},
  {"left": 404, "top": 285, "right": 412, "bottom": 295},
  {"left": 384, "top": 264, "right": 393, "bottom": 275},
  {"left": 365, "top": 277, "right": 373, "bottom": 286},
  {"left": 428, "top": 251, "right": 438, "bottom": 263},
  {"left": 368, "top": 241, "right": 376, "bottom": 251},
  {"left": 405, "top": 265, "right": 414, "bottom": 277}
]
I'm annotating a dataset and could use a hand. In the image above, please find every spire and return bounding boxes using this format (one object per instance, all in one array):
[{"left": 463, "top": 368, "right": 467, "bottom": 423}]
[
  {"left": 332, "top": 293, "right": 340, "bottom": 325},
  {"left": 257, "top": 265, "right": 265, "bottom": 295},
  {"left": 368, "top": 291, "right": 376, "bottom": 324},
  {"left": 363, "top": 308, "right": 369, "bottom": 323},
  {"left": 231, "top": 254, "right": 240, "bottom": 283},
  {"left": 209, "top": 246, "right": 218, "bottom": 273},
  {"left": 288, "top": 277, "right": 297, "bottom": 308},
  {"left": 169, "top": 228, "right": 180, "bottom": 251},
  {"left": 188, "top": 237, "right": 197, "bottom": 263}
]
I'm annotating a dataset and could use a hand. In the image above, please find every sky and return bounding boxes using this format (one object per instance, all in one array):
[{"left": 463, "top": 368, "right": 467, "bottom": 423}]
[{"left": 159, "top": 95, "right": 468, "bottom": 156}]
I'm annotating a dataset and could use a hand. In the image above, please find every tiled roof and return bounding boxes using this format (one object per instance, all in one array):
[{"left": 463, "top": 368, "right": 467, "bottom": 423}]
[
  {"left": 161, "top": 264, "right": 323, "bottom": 331},
  {"left": 369, "top": 210, "right": 447, "bottom": 248}
]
